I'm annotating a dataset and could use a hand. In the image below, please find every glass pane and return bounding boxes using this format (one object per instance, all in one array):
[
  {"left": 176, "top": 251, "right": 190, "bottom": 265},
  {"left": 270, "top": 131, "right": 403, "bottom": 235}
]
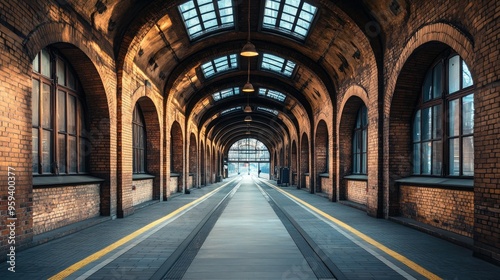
[
  {"left": 32, "top": 128, "right": 39, "bottom": 173},
  {"left": 448, "top": 99, "right": 460, "bottom": 137},
  {"left": 448, "top": 138, "right": 460, "bottom": 176},
  {"left": 423, "top": 70, "right": 432, "bottom": 102},
  {"left": 56, "top": 57, "right": 65, "bottom": 86},
  {"left": 361, "top": 152, "right": 367, "bottom": 174},
  {"left": 422, "top": 107, "right": 432, "bottom": 141},
  {"left": 432, "top": 104, "right": 442, "bottom": 138},
  {"left": 432, "top": 62, "right": 442, "bottom": 99},
  {"left": 69, "top": 136, "right": 77, "bottom": 173},
  {"left": 41, "top": 49, "right": 51, "bottom": 77},
  {"left": 68, "top": 95, "right": 76, "bottom": 134},
  {"left": 362, "top": 129, "right": 367, "bottom": 153},
  {"left": 80, "top": 138, "right": 87, "bottom": 172},
  {"left": 79, "top": 102, "right": 86, "bottom": 136},
  {"left": 448, "top": 55, "right": 460, "bottom": 94},
  {"left": 352, "top": 132, "right": 359, "bottom": 153},
  {"left": 413, "top": 143, "right": 420, "bottom": 174},
  {"left": 413, "top": 110, "right": 421, "bottom": 142},
  {"left": 432, "top": 140, "right": 442, "bottom": 175},
  {"left": 32, "top": 79, "right": 40, "bottom": 126},
  {"left": 42, "top": 83, "right": 52, "bottom": 129},
  {"left": 68, "top": 67, "right": 76, "bottom": 90},
  {"left": 58, "top": 134, "right": 66, "bottom": 174},
  {"left": 463, "top": 136, "right": 474, "bottom": 176},
  {"left": 462, "top": 94, "right": 474, "bottom": 135},
  {"left": 422, "top": 142, "right": 431, "bottom": 175},
  {"left": 33, "top": 53, "right": 40, "bottom": 73},
  {"left": 42, "top": 130, "right": 52, "bottom": 174},
  {"left": 462, "top": 60, "right": 473, "bottom": 88},
  {"left": 58, "top": 90, "right": 66, "bottom": 132},
  {"left": 139, "top": 149, "right": 145, "bottom": 173}
]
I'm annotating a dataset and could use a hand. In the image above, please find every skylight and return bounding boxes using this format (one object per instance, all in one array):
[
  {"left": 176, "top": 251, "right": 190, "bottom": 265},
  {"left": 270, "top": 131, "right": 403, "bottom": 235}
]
[
  {"left": 257, "top": 107, "right": 279, "bottom": 115},
  {"left": 261, "top": 53, "right": 296, "bottom": 77},
  {"left": 178, "top": 0, "right": 235, "bottom": 40},
  {"left": 201, "top": 54, "right": 238, "bottom": 78},
  {"left": 262, "top": 0, "right": 317, "bottom": 40},
  {"left": 212, "top": 87, "right": 240, "bottom": 101},
  {"left": 221, "top": 106, "right": 241, "bottom": 115},
  {"left": 259, "top": 88, "right": 286, "bottom": 102}
]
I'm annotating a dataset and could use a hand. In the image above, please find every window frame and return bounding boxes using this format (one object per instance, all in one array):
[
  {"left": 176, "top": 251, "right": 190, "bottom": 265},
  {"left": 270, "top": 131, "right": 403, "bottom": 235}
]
[
  {"left": 261, "top": 0, "right": 318, "bottom": 41},
  {"left": 352, "top": 105, "right": 367, "bottom": 175},
  {"left": 412, "top": 52, "right": 474, "bottom": 178},
  {"left": 201, "top": 54, "right": 238, "bottom": 79},
  {"left": 32, "top": 48, "right": 89, "bottom": 176},
  {"left": 133, "top": 104, "right": 147, "bottom": 174},
  {"left": 178, "top": 0, "right": 236, "bottom": 40}
]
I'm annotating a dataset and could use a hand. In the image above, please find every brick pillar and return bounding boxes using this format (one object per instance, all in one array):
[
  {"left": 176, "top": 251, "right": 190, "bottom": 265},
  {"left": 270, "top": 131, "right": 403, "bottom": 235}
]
[{"left": 473, "top": 83, "right": 500, "bottom": 265}]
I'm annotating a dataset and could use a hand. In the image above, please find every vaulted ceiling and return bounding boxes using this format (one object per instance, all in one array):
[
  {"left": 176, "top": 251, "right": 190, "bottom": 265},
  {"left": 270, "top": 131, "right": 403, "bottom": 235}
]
[{"left": 62, "top": 0, "right": 409, "bottom": 151}]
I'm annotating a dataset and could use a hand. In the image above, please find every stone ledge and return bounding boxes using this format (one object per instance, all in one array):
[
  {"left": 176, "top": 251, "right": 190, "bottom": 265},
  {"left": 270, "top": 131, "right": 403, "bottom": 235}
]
[
  {"left": 395, "top": 176, "right": 473, "bottom": 190},
  {"left": 132, "top": 173, "right": 155, "bottom": 180},
  {"left": 344, "top": 174, "right": 368, "bottom": 181},
  {"left": 33, "top": 175, "right": 105, "bottom": 187}
]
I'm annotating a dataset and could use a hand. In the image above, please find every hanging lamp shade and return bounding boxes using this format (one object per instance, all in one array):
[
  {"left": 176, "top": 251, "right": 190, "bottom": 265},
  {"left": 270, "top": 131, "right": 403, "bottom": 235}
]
[
  {"left": 244, "top": 104, "right": 252, "bottom": 113},
  {"left": 244, "top": 115, "right": 253, "bottom": 122},
  {"left": 240, "top": 41, "right": 258, "bottom": 57},
  {"left": 242, "top": 81, "right": 254, "bottom": 92}
]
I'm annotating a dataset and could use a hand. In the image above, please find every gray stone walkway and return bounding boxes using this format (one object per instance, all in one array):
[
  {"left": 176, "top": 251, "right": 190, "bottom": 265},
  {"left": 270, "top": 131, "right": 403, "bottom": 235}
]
[
  {"left": 1, "top": 175, "right": 500, "bottom": 280},
  {"left": 182, "top": 180, "right": 316, "bottom": 279}
]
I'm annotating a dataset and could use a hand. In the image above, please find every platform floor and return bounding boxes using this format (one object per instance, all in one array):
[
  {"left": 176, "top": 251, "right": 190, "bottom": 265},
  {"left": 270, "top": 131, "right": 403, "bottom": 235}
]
[{"left": 2, "top": 176, "right": 500, "bottom": 279}]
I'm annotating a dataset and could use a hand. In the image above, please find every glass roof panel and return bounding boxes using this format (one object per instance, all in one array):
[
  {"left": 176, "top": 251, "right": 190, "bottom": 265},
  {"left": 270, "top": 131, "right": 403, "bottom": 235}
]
[
  {"left": 261, "top": 53, "right": 296, "bottom": 77},
  {"left": 259, "top": 88, "right": 286, "bottom": 102},
  {"left": 221, "top": 106, "right": 241, "bottom": 115},
  {"left": 212, "top": 87, "right": 240, "bottom": 101},
  {"left": 201, "top": 54, "right": 238, "bottom": 78},
  {"left": 257, "top": 107, "right": 279, "bottom": 115},
  {"left": 262, "top": 0, "right": 317, "bottom": 40},
  {"left": 179, "top": 0, "right": 235, "bottom": 40}
]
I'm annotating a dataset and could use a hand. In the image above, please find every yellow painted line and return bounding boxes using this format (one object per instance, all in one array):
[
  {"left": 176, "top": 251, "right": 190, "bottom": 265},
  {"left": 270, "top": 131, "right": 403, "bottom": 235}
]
[
  {"left": 49, "top": 179, "right": 236, "bottom": 280},
  {"left": 261, "top": 180, "right": 442, "bottom": 280}
]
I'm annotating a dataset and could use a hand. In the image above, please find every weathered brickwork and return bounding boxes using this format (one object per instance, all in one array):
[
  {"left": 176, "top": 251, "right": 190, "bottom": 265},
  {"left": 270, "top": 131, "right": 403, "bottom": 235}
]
[
  {"left": 300, "top": 133, "right": 310, "bottom": 189},
  {"left": 399, "top": 186, "right": 474, "bottom": 237},
  {"left": 0, "top": 0, "right": 498, "bottom": 267},
  {"left": 347, "top": 180, "right": 368, "bottom": 206},
  {"left": 132, "top": 179, "right": 153, "bottom": 206},
  {"left": 33, "top": 184, "right": 100, "bottom": 235},
  {"left": 169, "top": 176, "right": 179, "bottom": 195}
]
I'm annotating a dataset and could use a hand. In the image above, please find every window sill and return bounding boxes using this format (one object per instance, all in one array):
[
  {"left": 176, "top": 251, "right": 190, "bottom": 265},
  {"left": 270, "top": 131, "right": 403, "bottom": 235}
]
[
  {"left": 33, "top": 175, "right": 105, "bottom": 188},
  {"left": 344, "top": 174, "right": 368, "bottom": 181},
  {"left": 395, "top": 176, "right": 473, "bottom": 190},
  {"left": 170, "top": 172, "right": 181, "bottom": 177},
  {"left": 319, "top": 173, "right": 329, "bottom": 178},
  {"left": 133, "top": 174, "right": 155, "bottom": 180}
]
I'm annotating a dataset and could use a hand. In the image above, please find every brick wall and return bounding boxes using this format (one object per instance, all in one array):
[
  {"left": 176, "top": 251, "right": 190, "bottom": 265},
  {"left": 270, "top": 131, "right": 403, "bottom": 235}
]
[
  {"left": 300, "top": 133, "right": 309, "bottom": 189},
  {"left": 320, "top": 176, "right": 333, "bottom": 198},
  {"left": 315, "top": 121, "right": 328, "bottom": 193},
  {"left": 169, "top": 176, "right": 179, "bottom": 195},
  {"left": 33, "top": 184, "right": 100, "bottom": 235},
  {"left": 399, "top": 185, "right": 474, "bottom": 237},
  {"left": 132, "top": 179, "right": 153, "bottom": 206},
  {"left": 346, "top": 180, "right": 368, "bottom": 205}
]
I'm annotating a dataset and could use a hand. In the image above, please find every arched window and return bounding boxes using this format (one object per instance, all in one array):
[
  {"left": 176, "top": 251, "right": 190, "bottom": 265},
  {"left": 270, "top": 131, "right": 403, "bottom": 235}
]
[
  {"left": 413, "top": 53, "right": 474, "bottom": 176},
  {"left": 133, "top": 104, "right": 146, "bottom": 173},
  {"left": 352, "top": 105, "right": 367, "bottom": 174},
  {"left": 32, "top": 48, "right": 88, "bottom": 175}
]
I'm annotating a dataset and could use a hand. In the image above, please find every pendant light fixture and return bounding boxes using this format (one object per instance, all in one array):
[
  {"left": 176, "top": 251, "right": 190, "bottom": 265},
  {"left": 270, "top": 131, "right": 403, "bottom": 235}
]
[
  {"left": 240, "top": 0, "right": 258, "bottom": 57},
  {"left": 242, "top": 57, "right": 254, "bottom": 93},
  {"left": 243, "top": 70, "right": 253, "bottom": 112}
]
